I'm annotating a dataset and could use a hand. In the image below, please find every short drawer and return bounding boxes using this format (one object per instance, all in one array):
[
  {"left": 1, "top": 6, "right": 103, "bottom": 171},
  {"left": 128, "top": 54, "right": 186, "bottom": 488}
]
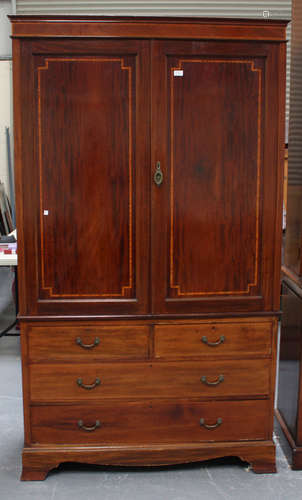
[
  {"left": 29, "top": 359, "right": 270, "bottom": 402},
  {"left": 26, "top": 324, "right": 149, "bottom": 362},
  {"left": 30, "top": 399, "right": 270, "bottom": 445},
  {"left": 154, "top": 321, "right": 273, "bottom": 359}
]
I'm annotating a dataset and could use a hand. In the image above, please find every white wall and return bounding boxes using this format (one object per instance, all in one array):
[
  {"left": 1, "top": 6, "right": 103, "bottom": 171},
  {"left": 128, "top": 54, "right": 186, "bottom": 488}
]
[
  {"left": 0, "top": 0, "right": 12, "bottom": 57},
  {"left": 0, "top": 0, "right": 12, "bottom": 201},
  {"left": 0, "top": 60, "right": 12, "bottom": 199}
]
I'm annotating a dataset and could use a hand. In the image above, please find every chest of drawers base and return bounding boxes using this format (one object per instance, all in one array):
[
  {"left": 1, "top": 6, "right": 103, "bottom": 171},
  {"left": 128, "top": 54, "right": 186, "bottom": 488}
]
[
  {"left": 21, "top": 441, "right": 277, "bottom": 481},
  {"left": 20, "top": 316, "right": 278, "bottom": 480}
]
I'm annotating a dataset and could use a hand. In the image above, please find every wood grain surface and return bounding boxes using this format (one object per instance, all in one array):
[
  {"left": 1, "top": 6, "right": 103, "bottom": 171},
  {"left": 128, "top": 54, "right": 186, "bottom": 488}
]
[
  {"left": 20, "top": 440, "right": 277, "bottom": 480},
  {"left": 29, "top": 359, "right": 270, "bottom": 401},
  {"left": 16, "top": 39, "right": 151, "bottom": 316},
  {"left": 27, "top": 324, "right": 150, "bottom": 362},
  {"left": 30, "top": 399, "right": 270, "bottom": 445},
  {"left": 154, "top": 321, "right": 272, "bottom": 358},
  {"left": 151, "top": 39, "right": 285, "bottom": 314},
  {"left": 10, "top": 16, "right": 288, "bottom": 41}
]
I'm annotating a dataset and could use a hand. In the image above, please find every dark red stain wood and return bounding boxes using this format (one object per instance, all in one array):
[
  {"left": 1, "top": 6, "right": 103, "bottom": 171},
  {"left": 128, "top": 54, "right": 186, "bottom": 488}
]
[
  {"left": 169, "top": 57, "right": 261, "bottom": 297},
  {"left": 30, "top": 399, "right": 270, "bottom": 445},
  {"left": 38, "top": 56, "right": 134, "bottom": 298},
  {"left": 29, "top": 358, "right": 270, "bottom": 402},
  {"left": 10, "top": 15, "right": 288, "bottom": 42},
  {"left": 151, "top": 40, "right": 285, "bottom": 314},
  {"left": 17, "top": 39, "right": 151, "bottom": 316}
]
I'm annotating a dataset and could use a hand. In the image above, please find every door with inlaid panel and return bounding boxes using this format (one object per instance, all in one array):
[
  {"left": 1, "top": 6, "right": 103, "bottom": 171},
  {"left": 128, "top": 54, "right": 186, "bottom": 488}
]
[
  {"left": 151, "top": 40, "right": 284, "bottom": 314},
  {"left": 21, "top": 39, "right": 150, "bottom": 315}
]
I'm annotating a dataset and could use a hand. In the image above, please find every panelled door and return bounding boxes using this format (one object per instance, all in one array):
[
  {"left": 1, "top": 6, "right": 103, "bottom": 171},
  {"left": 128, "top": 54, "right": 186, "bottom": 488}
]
[
  {"left": 20, "top": 37, "right": 283, "bottom": 317},
  {"left": 21, "top": 39, "right": 150, "bottom": 315},
  {"left": 151, "top": 40, "right": 283, "bottom": 314}
]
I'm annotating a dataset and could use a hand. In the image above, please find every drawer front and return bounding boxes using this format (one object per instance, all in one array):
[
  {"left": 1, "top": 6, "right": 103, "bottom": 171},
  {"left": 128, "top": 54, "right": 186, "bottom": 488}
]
[
  {"left": 29, "top": 359, "right": 270, "bottom": 402},
  {"left": 30, "top": 399, "right": 270, "bottom": 445},
  {"left": 154, "top": 321, "right": 273, "bottom": 359},
  {"left": 26, "top": 324, "right": 149, "bottom": 362}
]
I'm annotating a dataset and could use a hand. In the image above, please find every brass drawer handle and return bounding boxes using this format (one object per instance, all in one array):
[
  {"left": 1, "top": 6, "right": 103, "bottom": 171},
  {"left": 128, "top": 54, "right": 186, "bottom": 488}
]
[
  {"left": 76, "top": 337, "right": 100, "bottom": 349},
  {"left": 200, "top": 417, "right": 222, "bottom": 430},
  {"left": 201, "top": 374, "right": 224, "bottom": 386},
  {"left": 77, "top": 377, "right": 101, "bottom": 390},
  {"left": 78, "top": 419, "right": 101, "bottom": 432},
  {"left": 202, "top": 335, "right": 225, "bottom": 347}
]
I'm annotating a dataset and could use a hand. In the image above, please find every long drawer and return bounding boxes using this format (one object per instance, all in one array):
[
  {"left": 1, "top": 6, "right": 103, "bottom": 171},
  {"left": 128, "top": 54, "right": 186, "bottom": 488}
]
[
  {"left": 154, "top": 321, "right": 273, "bottom": 359},
  {"left": 29, "top": 359, "right": 270, "bottom": 402},
  {"left": 30, "top": 399, "right": 270, "bottom": 445},
  {"left": 26, "top": 324, "right": 149, "bottom": 362}
]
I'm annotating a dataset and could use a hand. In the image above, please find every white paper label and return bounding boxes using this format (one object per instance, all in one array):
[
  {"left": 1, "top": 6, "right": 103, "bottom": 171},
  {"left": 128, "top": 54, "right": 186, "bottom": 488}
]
[
  {"left": 174, "top": 70, "right": 183, "bottom": 77},
  {"left": 43, "top": 210, "right": 49, "bottom": 215}
]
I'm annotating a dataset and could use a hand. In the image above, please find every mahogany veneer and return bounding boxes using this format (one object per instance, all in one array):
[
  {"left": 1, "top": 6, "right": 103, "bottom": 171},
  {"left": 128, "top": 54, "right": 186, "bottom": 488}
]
[
  {"left": 29, "top": 359, "right": 271, "bottom": 401},
  {"left": 27, "top": 324, "right": 150, "bottom": 362},
  {"left": 31, "top": 400, "right": 270, "bottom": 445},
  {"left": 10, "top": 16, "right": 287, "bottom": 479},
  {"left": 154, "top": 321, "right": 273, "bottom": 358}
]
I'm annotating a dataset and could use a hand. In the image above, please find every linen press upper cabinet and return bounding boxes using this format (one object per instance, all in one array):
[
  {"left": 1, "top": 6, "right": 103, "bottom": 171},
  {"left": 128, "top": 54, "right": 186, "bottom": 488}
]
[{"left": 10, "top": 17, "right": 288, "bottom": 480}]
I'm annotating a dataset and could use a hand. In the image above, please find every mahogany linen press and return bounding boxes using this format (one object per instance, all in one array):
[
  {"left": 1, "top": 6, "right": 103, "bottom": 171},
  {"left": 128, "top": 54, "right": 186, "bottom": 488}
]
[{"left": 10, "top": 16, "right": 287, "bottom": 479}]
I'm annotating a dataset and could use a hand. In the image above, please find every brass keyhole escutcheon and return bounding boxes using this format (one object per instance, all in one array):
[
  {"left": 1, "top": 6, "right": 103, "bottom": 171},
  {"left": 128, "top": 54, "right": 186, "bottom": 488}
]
[{"left": 154, "top": 161, "right": 163, "bottom": 186}]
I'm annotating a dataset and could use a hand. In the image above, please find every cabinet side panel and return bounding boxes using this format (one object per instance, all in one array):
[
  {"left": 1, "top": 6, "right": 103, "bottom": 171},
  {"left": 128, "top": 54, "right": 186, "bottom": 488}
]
[{"left": 12, "top": 38, "right": 26, "bottom": 314}]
